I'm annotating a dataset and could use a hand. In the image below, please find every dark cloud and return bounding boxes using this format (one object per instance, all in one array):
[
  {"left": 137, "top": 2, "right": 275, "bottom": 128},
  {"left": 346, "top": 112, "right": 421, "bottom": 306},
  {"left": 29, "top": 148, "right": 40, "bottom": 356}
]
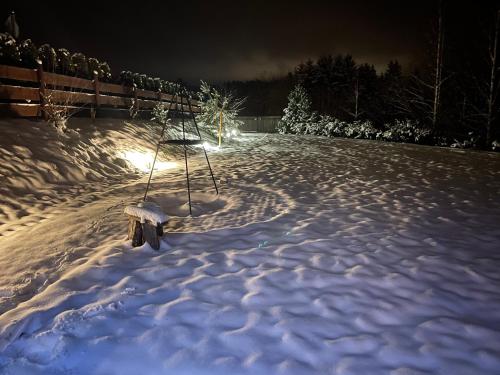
[{"left": 2, "top": 1, "right": 439, "bottom": 82}]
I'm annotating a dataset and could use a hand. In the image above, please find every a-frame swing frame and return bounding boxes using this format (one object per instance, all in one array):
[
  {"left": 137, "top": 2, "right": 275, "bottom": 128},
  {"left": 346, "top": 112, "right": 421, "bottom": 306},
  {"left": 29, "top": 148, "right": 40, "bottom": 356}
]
[{"left": 143, "top": 89, "right": 218, "bottom": 215}]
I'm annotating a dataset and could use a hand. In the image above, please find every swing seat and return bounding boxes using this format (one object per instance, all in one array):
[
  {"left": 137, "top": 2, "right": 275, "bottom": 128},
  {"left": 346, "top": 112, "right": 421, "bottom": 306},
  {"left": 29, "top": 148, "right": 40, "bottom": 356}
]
[{"left": 159, "top": 139, "right": 203, "bottom": 146}]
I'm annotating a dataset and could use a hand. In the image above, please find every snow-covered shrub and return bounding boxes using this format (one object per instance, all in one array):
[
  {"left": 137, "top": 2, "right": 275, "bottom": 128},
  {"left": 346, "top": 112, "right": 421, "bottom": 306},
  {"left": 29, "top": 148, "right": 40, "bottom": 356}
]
[
  {"left": 19, "top": 39, "right": 38, "bottom": 68},
  {"left": 160, "top": 80, "right": 169, "bottom": 93},
  {"left": 38, "top": 44, "right": 57, "bottom": 72},
  {"left": 133, "top": 73, "right": 145, "bottom": 89},
  {"left": 323, "top": 118, "right": 349, "bottom": 137},
  {"left": 153, "top": 77, "right": 162, "bottom": 91},
  {"left": 382, "top": 120, "right": 431, "bottom": 144},
  {"left": 151, "top": 103, "right": 169, "bottom": 126},
  {"left": 57, "top": 48, "right": 72, "bottom": 75},
  {"left": 144, "top": 76, "right": 155, "bottom": 91},
  {"left": 41, "top": 91, "right": 78, "bottom": 133},
  {"left": 99, "top": 62, "right": 112, "bottom": 81},
  {"left": 0, "top": 33, "right": 20, "bottom": 65},
  {"left": 450, "top": 132, "right": 481, "bottom": 149},
  {"left": 120, "top": 71, "right": 134, "bottom": 86},
  {"left": 171, "top": 82, "right": 181, "bottom": 95},
  {"left": 71, "top": 52, "right": 89, "bottom": 77},
  {"left": 304, "top": 120, "right": 321, "bottom": 135},
  {"left": 278, "top": 84, "right": 312, "bottom": 134},
  {"left": 349, "top": 120, "right": 382, "bottom": 139},
  {"left": 284, "top": 113, "right": 383, "bottom": 141},
  {"left": 317, "top": 115, "right": 333, "bottom": 136},
  {"left": 87, "top": 57, "right": 100, "bottom": 78}
]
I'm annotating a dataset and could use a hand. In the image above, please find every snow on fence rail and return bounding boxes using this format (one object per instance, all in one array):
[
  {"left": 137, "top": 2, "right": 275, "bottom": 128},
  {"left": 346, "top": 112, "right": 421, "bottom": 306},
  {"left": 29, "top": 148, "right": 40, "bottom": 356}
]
[{"left": 0, "top": 62, "right": 200, "bottom": 118}]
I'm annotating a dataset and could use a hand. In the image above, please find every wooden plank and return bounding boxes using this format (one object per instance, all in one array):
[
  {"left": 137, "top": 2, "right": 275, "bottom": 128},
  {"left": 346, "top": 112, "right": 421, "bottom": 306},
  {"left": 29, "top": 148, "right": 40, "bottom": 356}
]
[
  {"left": 99, "top": 95, "right": 133, "bottom": 107},
  {"left": 44, "top": 72, "right": 94, "bottom": 90},
  {"left": 0, "top": 64, "right": 38, "bottom": 82},
  {"left": 159, "top": 92, "right": 201, "bottom": 107},
  {"left": 99, "top": 82, "right": 133, "bottom": 96},
  {"left": 137, "top": 98, "right": 158, "bottom": 109},
  {"left": 136, "top": 89, "right": 160, "bottom": 100},
  {"left": 45, "top": 89, "right": 95, "bottom": 104},
  {"left": 160, "top": 92, "right": 174, "bottom": 102},
  {"left": 45, "top": 90, "right": 135, "bottom": 108},
  {"left": 0, "top": 85, "right": 39, "bottom": 101},
  {"left": 0, "top": 103, "right": 40, "bottom": 117}
]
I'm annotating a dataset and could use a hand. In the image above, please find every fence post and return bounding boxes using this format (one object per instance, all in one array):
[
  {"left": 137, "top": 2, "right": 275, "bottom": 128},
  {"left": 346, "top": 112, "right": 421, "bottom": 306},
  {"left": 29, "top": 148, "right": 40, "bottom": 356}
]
[
  {"left": 36, "top": 60, "right": 47, "bottom": 120},
  {"left": 133, "top": 84, "right": 139, "bottom": 114},
  {"left": 92, "top": 70, "right": 100, "bottom": 121}
]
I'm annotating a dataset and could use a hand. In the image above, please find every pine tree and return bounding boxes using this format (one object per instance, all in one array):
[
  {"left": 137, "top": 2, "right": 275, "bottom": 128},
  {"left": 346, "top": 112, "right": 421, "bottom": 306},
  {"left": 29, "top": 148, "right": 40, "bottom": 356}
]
[{"left": 278, "top": 84, "right": 312, "bottom": 134}]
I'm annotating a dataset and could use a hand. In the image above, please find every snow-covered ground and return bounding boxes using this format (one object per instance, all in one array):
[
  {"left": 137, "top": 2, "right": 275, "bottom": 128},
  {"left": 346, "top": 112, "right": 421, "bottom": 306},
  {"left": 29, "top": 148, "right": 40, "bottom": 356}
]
[{"left": 1, "top": 119, "right": 500, "bottom": 374}]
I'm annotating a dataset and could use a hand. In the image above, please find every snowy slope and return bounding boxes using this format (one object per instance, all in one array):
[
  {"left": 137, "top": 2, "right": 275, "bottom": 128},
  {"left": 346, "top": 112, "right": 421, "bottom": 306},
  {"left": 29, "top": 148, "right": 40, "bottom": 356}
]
[
  {"left": 1, "top": 128, "right": 500, "bottom": 374},
  {"left": 0, "top": 118, "right": 177, "bottom": 314}
]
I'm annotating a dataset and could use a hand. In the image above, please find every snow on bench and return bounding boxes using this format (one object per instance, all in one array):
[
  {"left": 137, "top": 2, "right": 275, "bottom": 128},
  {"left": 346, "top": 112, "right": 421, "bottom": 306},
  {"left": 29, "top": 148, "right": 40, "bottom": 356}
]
[
  {"left": 124, "top": 202, "right": 168, "bottom": 250},
  {"left": 124, "top": 202, "right": 168, "bottom": 225}
]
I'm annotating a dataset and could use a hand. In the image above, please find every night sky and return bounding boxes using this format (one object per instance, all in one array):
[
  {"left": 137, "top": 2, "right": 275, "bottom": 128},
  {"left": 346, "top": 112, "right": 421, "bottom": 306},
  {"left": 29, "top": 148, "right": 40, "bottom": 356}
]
[{"left": 0, "top": 1, "right": 472, "bottom": 83}]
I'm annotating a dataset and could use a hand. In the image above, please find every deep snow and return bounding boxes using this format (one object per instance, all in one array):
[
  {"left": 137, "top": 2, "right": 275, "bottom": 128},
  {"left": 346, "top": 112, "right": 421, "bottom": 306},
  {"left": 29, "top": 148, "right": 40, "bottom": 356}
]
[{"left": 1, "top": 119, "right": 500, "bottom": 374}]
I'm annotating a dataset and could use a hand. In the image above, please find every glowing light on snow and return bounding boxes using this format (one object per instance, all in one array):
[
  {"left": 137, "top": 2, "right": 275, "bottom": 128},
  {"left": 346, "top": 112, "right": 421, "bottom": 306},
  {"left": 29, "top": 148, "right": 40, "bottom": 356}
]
[
  {"left": 195, "top": 142, "right": 220, "bottom": 152},
  {"left": 122, "top": 151, "right": 177, "bottom": 172}
]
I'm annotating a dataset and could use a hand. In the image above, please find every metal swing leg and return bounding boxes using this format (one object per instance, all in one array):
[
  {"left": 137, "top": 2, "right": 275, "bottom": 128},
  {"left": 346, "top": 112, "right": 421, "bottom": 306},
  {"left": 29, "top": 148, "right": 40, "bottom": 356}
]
[
  {"left": 186, "top": 96, "right": 219, "bottom": 195},
  {"left": 143, "top": 142, "right": 161, "bottom": 201},
  {"left": 180, "top": 93, "right": 193, "bottom": 215},
  {"left": 143, "top": 93, "right": 178, "bottom": 202}
]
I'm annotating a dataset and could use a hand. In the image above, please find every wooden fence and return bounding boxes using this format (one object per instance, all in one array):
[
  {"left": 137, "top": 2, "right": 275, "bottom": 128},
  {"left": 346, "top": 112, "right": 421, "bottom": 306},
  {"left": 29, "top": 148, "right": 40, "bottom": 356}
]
[
  {"left": 238, "top": 116, "right": 280, "bottom": 133},
  {"left": 0, "top": 62, "right": 200, "bottom": 118}
]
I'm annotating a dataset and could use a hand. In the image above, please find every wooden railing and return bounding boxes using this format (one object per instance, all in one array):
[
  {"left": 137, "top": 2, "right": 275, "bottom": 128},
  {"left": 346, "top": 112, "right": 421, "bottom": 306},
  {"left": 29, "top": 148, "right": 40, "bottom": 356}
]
[{"left": 0, "top": 62, "right": 200, "bottom": 118}]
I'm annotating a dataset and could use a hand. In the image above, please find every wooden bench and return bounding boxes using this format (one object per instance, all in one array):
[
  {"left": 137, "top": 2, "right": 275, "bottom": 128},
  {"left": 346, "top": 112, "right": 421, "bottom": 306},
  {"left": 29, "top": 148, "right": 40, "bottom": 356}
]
[{"left": 124, "top": 202, "right": 168, "bottom": 251}]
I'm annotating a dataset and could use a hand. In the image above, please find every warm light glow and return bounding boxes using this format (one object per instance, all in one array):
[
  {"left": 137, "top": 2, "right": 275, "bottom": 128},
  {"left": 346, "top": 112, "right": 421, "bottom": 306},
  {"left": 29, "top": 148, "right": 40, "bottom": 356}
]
[
  {"left": 122, "top": 151, "right": 177, "bottom": 173},
  {"left": 201, "top": 142, "right": 220, "bottom": 152}
]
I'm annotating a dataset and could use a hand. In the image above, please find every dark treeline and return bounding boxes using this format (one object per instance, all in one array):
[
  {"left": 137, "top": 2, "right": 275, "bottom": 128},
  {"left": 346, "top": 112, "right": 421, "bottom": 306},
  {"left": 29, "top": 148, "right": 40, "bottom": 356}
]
[
  {"left": 225, "top": 2, "right": 500, "bottom": 146},
  {"left": 225, "top": 78, "right": 293, "bottom": 117}
]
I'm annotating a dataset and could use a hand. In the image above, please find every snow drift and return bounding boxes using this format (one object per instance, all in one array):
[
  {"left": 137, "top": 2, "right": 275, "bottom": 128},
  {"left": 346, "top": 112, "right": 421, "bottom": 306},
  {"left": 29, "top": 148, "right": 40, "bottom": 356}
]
[
  {"left": 1, "top": 126, "right": 500, "bottom": 374},
  {"left": 0, "top": 117, "right": 176, "bottom": 314}
]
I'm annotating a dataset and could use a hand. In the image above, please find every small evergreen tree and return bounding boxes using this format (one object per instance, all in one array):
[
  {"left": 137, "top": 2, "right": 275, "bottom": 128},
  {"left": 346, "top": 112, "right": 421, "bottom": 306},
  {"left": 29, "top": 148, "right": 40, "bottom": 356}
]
[
  {"left": 38, "top": 44, "right": 57, "bottom": 72},
  {"left": 99, "top": 62, "right": 112, "bottom": 81},
  {"left": 56, "top": 48, "right": 72, "bottom": 75},
  {"left": 87, "top": 57, "right": 100, "bottom": 78},
  {"left": 278, "top": 84, "right": 312, "bottom": 134},
  {"left": 120, "top": 70, "right": 134, "bottom": 86},
  {"left": 19, "top": 39, "right": 37, "bottom": 68},
  {"left": 151, "top": 102, "right": 169, "bottom": 126},
  {"left": 197, "top": 80, "right": 245, "bottom": 144},
  {"left": 71, "top": 52, "right": 89, "bottom": 77},
  {"left": 0, "top": 33, "right": 20, "bottom": 66}
]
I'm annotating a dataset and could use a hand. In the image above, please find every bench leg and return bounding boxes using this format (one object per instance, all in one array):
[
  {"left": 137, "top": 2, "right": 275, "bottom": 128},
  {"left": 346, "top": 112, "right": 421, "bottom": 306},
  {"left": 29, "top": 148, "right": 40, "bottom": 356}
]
[
  {"left": 142, "top": 222, "right": 160, "bottom": 250},
  {"left": 128, "top": 218, "right": 144, "bottom": 247}
]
